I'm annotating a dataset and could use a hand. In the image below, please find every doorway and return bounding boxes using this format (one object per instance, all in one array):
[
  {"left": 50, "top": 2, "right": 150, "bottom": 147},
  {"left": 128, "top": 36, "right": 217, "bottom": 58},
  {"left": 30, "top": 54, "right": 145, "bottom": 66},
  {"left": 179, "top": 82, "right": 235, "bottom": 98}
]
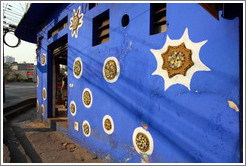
[{"left": 48, "top": 35, "right": 68, "bottom": 123}]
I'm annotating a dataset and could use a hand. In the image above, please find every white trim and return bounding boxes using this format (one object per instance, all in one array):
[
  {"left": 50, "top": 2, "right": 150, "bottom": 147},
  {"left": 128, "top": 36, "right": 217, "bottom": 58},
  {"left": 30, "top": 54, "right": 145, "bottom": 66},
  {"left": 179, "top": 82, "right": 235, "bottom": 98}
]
[
  {"left": 82, "top": 88, "right": 93, "bottom": 108},
  {"left": 73, "top": 57, "right": 83, "bottom": 79},
  {"left": 102, "top": 115, "right": 114, "bottom": 135},
  {"left": 69, "top": 100, "right": 77, "bottom": 116},
  {"left": 103, "top": 57, "right": 120, "bottom": 83},
  {"left": 82, "top": 120, "right": 91, "bottom": 137},
  {"left": 132, "top": 127, "right": 154, "bottom": 155}
]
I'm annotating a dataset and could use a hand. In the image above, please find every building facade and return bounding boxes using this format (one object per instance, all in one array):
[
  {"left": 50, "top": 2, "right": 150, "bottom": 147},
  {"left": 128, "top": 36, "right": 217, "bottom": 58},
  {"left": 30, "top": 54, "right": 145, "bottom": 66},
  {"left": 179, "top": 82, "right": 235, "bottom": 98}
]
[
  {"left": 15, "top": 3, "right": 243, "bottom": 163},
  {"left": 4, "top": 55, "right": 15, "bottom": 63}
]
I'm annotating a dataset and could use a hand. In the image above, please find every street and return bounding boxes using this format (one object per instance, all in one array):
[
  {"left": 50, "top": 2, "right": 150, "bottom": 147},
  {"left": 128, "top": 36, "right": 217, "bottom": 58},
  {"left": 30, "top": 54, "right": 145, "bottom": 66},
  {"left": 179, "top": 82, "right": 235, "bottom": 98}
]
[{"left": 4, "top": 82, "right": 36, "bottom": 101}]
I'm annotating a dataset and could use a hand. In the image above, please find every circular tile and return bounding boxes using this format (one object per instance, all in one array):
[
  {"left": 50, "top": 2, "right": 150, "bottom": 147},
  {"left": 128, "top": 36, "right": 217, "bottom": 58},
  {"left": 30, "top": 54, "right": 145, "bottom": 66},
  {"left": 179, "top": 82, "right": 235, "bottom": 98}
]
[
  {"left": 70, "top": 101, "right": 77, "bottom": 116},
  {"left": 73, "top": 57, "right": 83, "bottom": 79},
  {"left": 82, "top": 120, "right": 91, "bottom": 137},
  {"left": 36, "top": 100, "right": 39, "bottom": 112},
  {"left": 82, "top": 88, "right": 93, "bottom": 108},
  {"left": 42, "top": 88, "right": 46, "bottom": 100},
  {"left": 132, "top": 127, "right": 154, "bottom": 155},
  {"left": 41, "top": 104, "right": 45, "bottom": 116},
  {"left": 103, "top": 115, "right": 114, "bottom": 135},
  {"left": 103, "top": 57, "right": 120, "bottom": 83},
  {"left": 41, "top": 53, "right": 46, "bottom": 66}
]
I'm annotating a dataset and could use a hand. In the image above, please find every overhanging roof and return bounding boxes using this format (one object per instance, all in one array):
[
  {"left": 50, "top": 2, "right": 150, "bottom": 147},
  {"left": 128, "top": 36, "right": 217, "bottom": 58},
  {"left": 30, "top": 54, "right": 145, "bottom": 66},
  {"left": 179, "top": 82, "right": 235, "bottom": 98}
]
[{"left": 15, "top": 3, "right": 69, "bottom": 43}]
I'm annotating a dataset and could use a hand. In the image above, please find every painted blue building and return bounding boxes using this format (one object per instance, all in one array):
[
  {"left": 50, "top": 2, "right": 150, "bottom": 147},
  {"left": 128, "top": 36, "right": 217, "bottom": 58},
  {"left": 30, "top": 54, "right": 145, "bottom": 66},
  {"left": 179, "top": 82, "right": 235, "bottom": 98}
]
[{"left": 15, "top": 3, "right": 243, "bottom": 163}]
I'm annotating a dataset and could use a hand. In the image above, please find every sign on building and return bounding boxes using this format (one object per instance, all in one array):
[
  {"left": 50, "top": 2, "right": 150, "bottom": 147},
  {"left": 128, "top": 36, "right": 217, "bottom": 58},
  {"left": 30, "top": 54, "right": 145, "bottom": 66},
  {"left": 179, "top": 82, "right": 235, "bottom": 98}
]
[{"left": 26, "top": 65, "right": 34, "bottom": 78}]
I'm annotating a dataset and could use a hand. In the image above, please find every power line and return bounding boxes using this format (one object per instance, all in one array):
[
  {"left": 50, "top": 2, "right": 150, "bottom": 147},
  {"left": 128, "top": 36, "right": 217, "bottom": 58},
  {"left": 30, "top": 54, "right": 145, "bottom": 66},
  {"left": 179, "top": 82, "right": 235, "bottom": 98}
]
[
  {"left": 4, "top": 9, "right": 24, "bottom": 17},
  {"left": 4, "top": 16, "right": 21, "bottom": 22},
  {"left": 4, "top": 16, "right": 20, "bottom": 23},
  {"left": 3, "top": 12, "right": 22, "bottom": 19},
  {"left": 8, "top": 4, "right": 25, "bottom": 13},
  {"left": 6, "top": 7, "right": 24, "bottom": 15},
  {"left": 19, "top": 3, "right": 25, "bottom": 12},
  {"left": 3, "top": 14, "right": 21, "bottom": 23},
  {"left": 4, "top": 19, "right": 19, "bottom": 25}
]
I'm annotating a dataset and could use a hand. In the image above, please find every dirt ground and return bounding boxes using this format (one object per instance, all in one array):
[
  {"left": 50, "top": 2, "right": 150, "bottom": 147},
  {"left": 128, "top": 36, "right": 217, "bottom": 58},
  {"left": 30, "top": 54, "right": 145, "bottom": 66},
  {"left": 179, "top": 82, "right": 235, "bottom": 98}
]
[{"left": 3, "top": 107, "right": 103, "bottom": 163}]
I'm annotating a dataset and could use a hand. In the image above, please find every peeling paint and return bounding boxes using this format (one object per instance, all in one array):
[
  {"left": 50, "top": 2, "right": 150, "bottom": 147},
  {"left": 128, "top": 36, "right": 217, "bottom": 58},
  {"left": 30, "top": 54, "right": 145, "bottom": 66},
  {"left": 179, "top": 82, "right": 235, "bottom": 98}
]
[
  {"left": 141, "top": 123, "right": 148, "bottom": 130},
  {"left": 125, "top": 157, "right": 131, "bottom": 162},
  {"left": 141, "top": 153, "right": 150, "bottom": 163},
  {"left": 227, "top": 100, "right": 239, "bottom": 112},
  {"left": 109, "top": 137, "right": 118, "bottom": 148}
]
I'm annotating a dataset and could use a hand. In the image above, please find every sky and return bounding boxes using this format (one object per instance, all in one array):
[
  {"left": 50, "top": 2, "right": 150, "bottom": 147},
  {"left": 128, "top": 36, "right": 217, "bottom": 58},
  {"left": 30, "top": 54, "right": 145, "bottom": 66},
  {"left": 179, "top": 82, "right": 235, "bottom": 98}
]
[
  {"left": 2, "top": 2, "right": 37, "bottom": 65},
  {"left": 4, "top": 34, "right": 37, "bottom": 65}
]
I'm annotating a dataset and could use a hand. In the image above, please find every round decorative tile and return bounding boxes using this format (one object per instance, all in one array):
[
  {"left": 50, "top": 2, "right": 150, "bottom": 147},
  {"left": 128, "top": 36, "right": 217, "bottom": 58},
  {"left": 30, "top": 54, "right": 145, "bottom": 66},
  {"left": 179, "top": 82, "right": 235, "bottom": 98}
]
[
  {"left": 82, "top": 120, "right": 91, "bottom": 137},
  {"left": 36, "top": 100, "right": 39, "bottom": 112},
  {"left": 41, "top": 53, "right": 46, "bottom": 66},
  {"left": 132, "top": 127, "right": 154, "bottom": 155},
  {"left": 161, "top": 42, "right": 194, "bottom": 78},
  {"left": 103, "top": 115, "right": 114, "bottom": 135},
  {"left": 73, "top": 57, "right": 83, "bottom": 79},
  {"left": 41, "top": 104, "right": 44, "bottom": 116},
  {"left": 82, "top": 88, "right": 92, "bottom": 108},
  {"left": 103, "top": 57, "right": 120, "bottom": 83},
  {"left": 42, "top": 88, "right": 46, "bottom": 100},
  {"left": 70, "top": 101, "right": 77, "bottom": 116}
]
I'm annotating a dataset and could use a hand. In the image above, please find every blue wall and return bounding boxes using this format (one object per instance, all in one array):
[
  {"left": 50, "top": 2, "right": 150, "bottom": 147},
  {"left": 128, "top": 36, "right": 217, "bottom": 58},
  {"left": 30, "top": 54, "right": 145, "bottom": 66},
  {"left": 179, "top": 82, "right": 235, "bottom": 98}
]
[{"left": 36, "top": 3, "right": 240, "bottom": 163}]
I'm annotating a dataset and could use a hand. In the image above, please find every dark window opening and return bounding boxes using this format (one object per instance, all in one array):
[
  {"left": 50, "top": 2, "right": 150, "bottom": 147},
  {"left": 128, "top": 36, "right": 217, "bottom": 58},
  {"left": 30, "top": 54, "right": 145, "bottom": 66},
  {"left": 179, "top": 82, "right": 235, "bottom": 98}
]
[
  {"left": 122, "top": 14, "right": 129, "bottom": 27},
  {"left": 199, "top": 3, "right": 223, "bottom": 20},
  {"left": 89, "top": 3, "right": 99, "bottom": 10},
  {"left": 93, "top": 9, "right": 109, "bottom": 46},
  {"left": 48, "top": 16, "right": 68, "bottom": 39},
  {"left": 150, "top": 3, "right": 167, "bottom": 35}
]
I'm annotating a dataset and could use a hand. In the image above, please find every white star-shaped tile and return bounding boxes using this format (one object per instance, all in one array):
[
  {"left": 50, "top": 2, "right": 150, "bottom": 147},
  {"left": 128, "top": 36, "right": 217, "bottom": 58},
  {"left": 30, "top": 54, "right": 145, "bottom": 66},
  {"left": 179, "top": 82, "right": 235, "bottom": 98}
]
[
  {"left": 69, "top": 6, "right": 84, "bottom": 38},
  {"left": 150, "top": 28, "right": 210, "bottom": 91}
]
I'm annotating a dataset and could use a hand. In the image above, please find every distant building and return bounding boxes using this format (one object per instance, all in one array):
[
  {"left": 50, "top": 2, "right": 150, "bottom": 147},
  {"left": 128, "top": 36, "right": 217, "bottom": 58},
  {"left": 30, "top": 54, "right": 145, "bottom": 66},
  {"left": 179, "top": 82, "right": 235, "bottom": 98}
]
[
  {"left": 4, "top": 56, "right": 15, "bottom": 63},
  {"left": 17, "top": 62, "right": 34, "bottom": 70},
  {"left": 9, "top": 62, "right": 35, "bottom": 71},
  {"left": 5, "top": 62, "right": 37, "bottom": 81}
]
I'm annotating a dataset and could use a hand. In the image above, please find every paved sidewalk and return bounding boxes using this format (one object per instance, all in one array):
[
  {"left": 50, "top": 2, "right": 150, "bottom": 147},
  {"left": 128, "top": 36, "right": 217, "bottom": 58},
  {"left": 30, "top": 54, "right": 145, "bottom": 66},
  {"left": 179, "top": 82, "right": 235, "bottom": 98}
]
[
  {"left": 3, "top": 108, "right": 104, "bottom": 163},
  {"left": 3, "top": 82, "right": 104, "bottom": 163}
]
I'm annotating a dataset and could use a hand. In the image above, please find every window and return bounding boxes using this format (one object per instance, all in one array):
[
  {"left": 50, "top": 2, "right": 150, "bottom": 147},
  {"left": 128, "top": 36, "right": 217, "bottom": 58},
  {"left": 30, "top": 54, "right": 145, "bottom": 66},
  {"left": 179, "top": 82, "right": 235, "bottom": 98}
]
[
  {"left": 48, "top": 16, "right": 68, "bottom": 38},
  {"left": 150, "top": 3, "right": 167, "bottom": 35},
  {"left": 93, "top": 9, "right": 109, "bottom": 46},
  {"left": 89, "top": 3, "right": 99, "bottom": 10}
]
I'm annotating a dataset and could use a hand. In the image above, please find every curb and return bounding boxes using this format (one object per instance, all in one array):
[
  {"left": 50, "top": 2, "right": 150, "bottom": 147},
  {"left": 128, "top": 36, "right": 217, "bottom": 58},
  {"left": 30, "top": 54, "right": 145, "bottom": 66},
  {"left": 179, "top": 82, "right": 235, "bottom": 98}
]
[{"left": 4, "top": 98, "right": 36, "bottom": 121}]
